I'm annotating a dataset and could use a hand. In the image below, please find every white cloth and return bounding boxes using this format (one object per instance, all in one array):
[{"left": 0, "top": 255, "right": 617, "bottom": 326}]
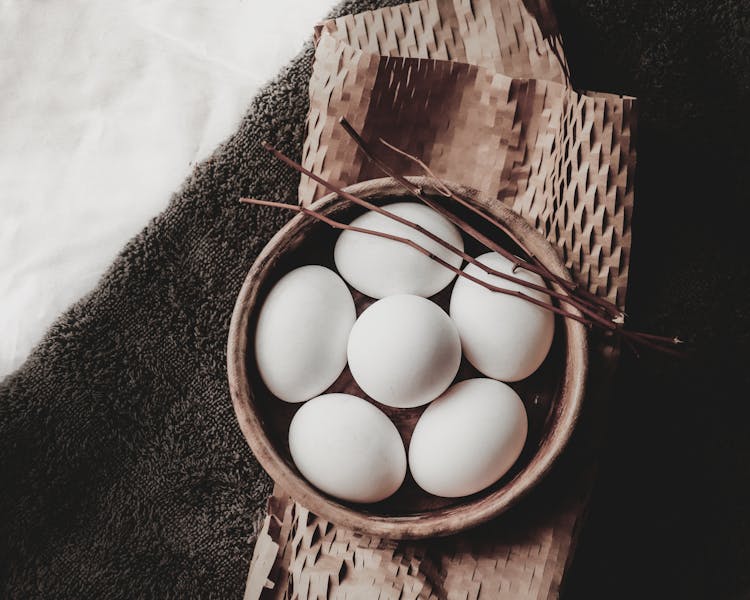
[{"left": 0, "top": 0, "right": 338, "bottom": 377}]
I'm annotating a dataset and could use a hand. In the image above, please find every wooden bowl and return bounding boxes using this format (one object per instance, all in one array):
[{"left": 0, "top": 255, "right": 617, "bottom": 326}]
[{"left": 228, "top": 177, "right": 587, "bottom": 539}]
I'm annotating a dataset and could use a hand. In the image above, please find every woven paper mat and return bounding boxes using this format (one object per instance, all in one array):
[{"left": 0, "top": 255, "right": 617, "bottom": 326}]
[{"left": 246, "top": 0, "right": 636, "bottom": 597}]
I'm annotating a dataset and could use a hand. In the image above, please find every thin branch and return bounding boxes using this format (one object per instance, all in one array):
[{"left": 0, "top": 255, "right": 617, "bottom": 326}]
[
  {"left": 338, "top": 118, "right": 621, "bottom": 322},
  {"left": 619, "top": 330, "right": 687, "bottom": 357},
  {"left": 261, "top": 140, "right": 615, "bottom": 326},
  {"left": 239, "top": 197, "right": 592, "bottom": 326},
  {"left": 254, "top": 138, "right": 685, "bottom": 356},
  {"left": 376, "top": 131, "right": 622, "bottom": 320},
  {"left": 339, "top": 120, "right": 611, "bottom": 320}
]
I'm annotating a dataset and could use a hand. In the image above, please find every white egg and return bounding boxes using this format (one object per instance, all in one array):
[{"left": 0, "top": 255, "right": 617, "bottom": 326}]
[
  {"left": 254, "top": 265, "right": 356, "bottom": 403},
  {"left": 288, "top": 393, "right": 407, "bottom": 503},
  {"left": 347, "top": 295, "right": 462, "bottom": 408},
  {"left": 449, "top": 252, "right": 554, "bottom": 381},
  {"left": 334, "top": 202, "right": 464, "bottom": 299},
  {"left": 409, "top": 378, "right": 528, "bottom": 498}
]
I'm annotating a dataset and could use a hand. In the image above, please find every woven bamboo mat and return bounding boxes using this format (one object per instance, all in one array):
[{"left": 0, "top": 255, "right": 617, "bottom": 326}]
[{"left": 245, "top": 0, "right": 636, "bottom": 597}]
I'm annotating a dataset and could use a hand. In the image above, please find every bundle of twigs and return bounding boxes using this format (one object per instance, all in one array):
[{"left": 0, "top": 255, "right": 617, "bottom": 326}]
[{"left": 240, "top": 118, "right": 684, "bottom": 356}]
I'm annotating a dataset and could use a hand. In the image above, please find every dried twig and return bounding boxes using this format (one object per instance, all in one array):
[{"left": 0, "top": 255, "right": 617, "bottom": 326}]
[
  {"left": 371, "top": 125, "right": 621, "bottom": 320},
  {"left": 240, "top": 197, "right": 591, "bottom": 325},
  {"left": 251, "top": 140, "right": 684, "bottom": 355},
  {"left": 338, "top": 121, "right": 689, "bottom": 352},
  {"left": 262, "top": 140, "right": 616, "bottom": 328},
  {"left": 338, "top": 118, "right": 622, "bottom": 328}
]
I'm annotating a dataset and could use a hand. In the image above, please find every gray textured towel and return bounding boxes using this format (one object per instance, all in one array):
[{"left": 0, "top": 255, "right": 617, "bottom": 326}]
[
  {"left": 2, "top": 1, "right": 749, "bottom": 599},
  {"left": 0, "top": 2, "right": 400, "bottom": 597}
]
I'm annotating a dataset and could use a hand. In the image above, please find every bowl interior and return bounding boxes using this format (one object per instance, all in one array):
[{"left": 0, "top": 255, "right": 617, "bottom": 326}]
[{"left": 229, "top": 181, "right": 586, "bottom": 538}]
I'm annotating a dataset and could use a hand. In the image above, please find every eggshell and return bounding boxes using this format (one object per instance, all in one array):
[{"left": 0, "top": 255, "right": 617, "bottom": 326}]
[
  {"left": 288, "top": 393, "right": 407, "bottom": 503},
  {"left": 347, "top": 294, "right": 462, "bottom": 408},
  {"left": 334, "top": 202, "right": 464, "bottom": 299},
  {"left": 449, "top": 252, "right": 554, "bottom": 381},
  {"left": 254, "top": 265, "right": 356, "bottom": 403},
  {"left": 408, "top": 378, "right": 528, "bottom": 498}
]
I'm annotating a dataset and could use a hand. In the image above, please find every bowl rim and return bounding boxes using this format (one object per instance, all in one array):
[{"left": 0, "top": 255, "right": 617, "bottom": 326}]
[{"left": 227, "top": 176, "right": 588, "bottom": 539}]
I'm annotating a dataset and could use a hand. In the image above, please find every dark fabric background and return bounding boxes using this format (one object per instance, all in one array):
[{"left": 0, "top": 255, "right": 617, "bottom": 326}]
[
  {"left": 1, "top": 1, "right": 748, "bottom": 598},
  {"left": 556, "top": 2, "right": 750, "bottom": 599}
]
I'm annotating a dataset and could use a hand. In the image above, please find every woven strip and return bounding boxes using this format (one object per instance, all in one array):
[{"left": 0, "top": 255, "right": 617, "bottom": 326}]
[
  {"left": 249, "top": 341, "right": 616, "bottom": 599},
  {"left": 250, "top": 436, "right": 599, "bottom": 600},
  {"left": 314, "top": 0, "right": 569, "bottom": 82},
  {"left": 246, "top": 0, "right": 636, "bottom": 597},
  {"left": 301, "top": 30, "right": 635, "bottom": 306}
]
